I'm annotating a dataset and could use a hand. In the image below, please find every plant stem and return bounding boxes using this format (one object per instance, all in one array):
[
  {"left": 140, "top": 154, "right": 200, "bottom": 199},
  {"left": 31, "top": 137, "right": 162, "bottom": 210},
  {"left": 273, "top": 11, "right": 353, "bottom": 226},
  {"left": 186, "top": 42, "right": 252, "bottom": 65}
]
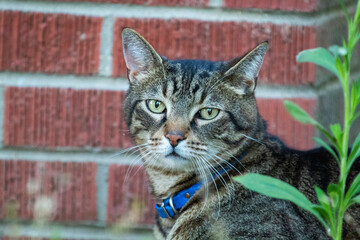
[{"left": 336, "top": 40, "right": 352, "bottom": 240}]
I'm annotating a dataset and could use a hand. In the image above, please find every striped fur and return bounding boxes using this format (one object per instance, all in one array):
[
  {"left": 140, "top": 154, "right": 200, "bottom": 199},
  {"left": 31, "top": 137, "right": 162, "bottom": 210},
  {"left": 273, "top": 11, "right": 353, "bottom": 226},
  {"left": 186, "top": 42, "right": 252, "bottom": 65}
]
[{"left": 121, "top": 28, "right": 360, "bottom": 240}]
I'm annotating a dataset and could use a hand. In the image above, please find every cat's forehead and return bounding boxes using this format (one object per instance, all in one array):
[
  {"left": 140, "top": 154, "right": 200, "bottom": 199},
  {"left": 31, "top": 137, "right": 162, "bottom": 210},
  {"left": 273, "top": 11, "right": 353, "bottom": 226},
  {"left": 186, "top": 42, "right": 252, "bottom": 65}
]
[
  {"left": 164, "top": 59, "right": 223, "bottom": 92},
  {"left": 161, "top": 59, "right": 222, "bottom": 104},
  {"left": 166, "top": 59, "right": 222, "bottom": 76}
]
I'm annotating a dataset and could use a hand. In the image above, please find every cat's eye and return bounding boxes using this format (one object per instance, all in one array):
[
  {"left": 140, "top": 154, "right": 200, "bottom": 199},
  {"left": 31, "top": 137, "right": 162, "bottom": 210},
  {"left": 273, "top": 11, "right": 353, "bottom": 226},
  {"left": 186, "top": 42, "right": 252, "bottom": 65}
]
[
  {"left": 146, "top": 99, "right": 166, "bottom": 114},
  {"left": 198, "top": 108, "right": 219, "bottom": 120}
]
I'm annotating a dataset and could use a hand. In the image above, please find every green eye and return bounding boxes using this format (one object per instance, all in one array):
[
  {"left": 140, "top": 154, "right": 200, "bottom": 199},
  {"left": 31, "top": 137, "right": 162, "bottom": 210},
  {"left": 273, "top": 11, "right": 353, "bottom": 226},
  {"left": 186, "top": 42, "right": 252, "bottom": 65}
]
[
  {"left": 146, "top": 99, "right": 166, "bottom": 113},
  {"left": 199, "top": 108, "right": 219, "bottom": 120}
]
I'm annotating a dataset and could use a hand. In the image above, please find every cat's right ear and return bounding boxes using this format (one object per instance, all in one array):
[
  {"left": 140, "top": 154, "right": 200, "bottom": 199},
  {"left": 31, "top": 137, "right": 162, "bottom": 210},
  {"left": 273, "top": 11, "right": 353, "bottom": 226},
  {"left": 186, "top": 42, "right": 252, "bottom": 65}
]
[
  {"left": 122, "top": 28, "right": 163, "bottom": 83},
  {"left": 223, "top": 42, "right": 268, "bottom": 94}
]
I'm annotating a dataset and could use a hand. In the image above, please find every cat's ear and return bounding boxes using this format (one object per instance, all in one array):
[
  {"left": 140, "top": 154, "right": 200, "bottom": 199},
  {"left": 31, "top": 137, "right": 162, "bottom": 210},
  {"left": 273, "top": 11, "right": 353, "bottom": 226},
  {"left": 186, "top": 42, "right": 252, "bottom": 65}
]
[
  {"left": 223, "top": 41, "right": 268, "bottom": 94},
  {"left": 122, "top": 28, "right": 163, "bottom": 83}
]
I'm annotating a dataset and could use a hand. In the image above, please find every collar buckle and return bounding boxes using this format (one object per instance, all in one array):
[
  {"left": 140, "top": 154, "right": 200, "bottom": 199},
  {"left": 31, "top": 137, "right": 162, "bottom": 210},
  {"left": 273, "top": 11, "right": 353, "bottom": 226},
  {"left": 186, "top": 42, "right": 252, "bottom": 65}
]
[
  {"left": 160, "top": 201, "right": 172, "bottom": 218},
  {"left": 169, "top": 195, "right": 178, "bottom": 214}
]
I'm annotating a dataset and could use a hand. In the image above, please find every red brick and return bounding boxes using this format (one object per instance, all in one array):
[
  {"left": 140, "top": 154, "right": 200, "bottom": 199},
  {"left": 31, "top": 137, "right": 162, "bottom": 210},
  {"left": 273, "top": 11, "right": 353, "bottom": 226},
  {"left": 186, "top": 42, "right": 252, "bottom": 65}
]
[
  {"left": 223, "top": 0, "right": 317, "bottom": 12},
  {"left": 113, "top": 18, "right": 317, "bottom": 85},
  {"left": 0, "top": 160, "right": 97, "bottom": 222},
  {"left": 257, "top": 98, "right": 316, "bottom": 150},
  {"left": 3, "top": 87, "right": 133, "bottom": 149},
  {"left": 223, "top": 0, "right": 355, "bottom": 12},
  {"left": 52, "top": 0, "right": 209, "bottom": 7},
  {"left": 107, "top": 164, "right": 155, "bottom": 225},
  {"left": 0, "top": 11, "right": 102, "bottom": 75}
]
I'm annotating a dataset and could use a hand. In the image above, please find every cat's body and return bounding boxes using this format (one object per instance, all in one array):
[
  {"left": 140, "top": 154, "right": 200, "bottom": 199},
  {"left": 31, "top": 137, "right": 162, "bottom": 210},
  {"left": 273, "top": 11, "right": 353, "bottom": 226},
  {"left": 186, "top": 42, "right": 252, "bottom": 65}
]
[
  {"left": 121, "top": 28, "right": 360, "bottom": 239},
  {"left": 152, "top": 142, "right": 360, "bottom": 240}
]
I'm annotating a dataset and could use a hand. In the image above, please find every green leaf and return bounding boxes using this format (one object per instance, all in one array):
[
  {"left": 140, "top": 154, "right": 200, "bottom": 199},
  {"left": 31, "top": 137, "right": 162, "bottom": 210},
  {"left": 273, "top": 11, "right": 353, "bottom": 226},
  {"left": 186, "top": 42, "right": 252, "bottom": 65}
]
[
  {"left": 329, "top": 45, "right": 347, "bottom": 57},
  {"left": 335, "top": 57, "right": 345, "bottom": 82},
  {"left": 330, "top": 124, "right": 342, "bottom": 142},
  {"left": 327, "top": 183, "right": 340, "bottom": 207},
  {"left": 338, "top": 0, "right": 351, "bottom": 26},
  {"left": 352, "top": 80, "right": 360, "bottom": 106},
  {"left": 284, "top": 100, "right": 317, "bottom": 125},
  {"left": 234, "top": 174, "right": 317, "bottom": 215},
  {"left": 352, "top": 133, "right": 360, "bottom": 152},
  {"left": 315, "top": 186, "right": 330, "bottom": 207},
  {"left": 356, "top": 32, "right": 360, "bottom": 45},
  {"left": 353, "top": 195, "right": 360, "bottom": 204},
  {"left": 342, "top": 38, "right": 347, "bottom": 49},
  {"left": 355, "top": 0, "right": 360, "bottom": 24},
  {"left": 347, "top": 145, "right": 360, "bottom": 171},
  {"left": 345, "top": 173, "right": 360, "bottom": 204},
  {"left": 327, "top": 183, "right": 340, "bottom": 194},
  {"left": 296, "top": 48, "right": 338, "bottom": 77},
  {"left": 350, "top": 112, "right": 360, "bottom": 125},
  {"left": 312, "top": 205, "right": 331, "bottom": 225},
  {"left": 348, "top": 140, "right": 360, "bottom": 172},
  {"left": 283, "top": 101, "right": 337, "bottom": 145},
  {"left": 351, "top": 83, "right": 359, "bottom": 115},
  {"left": 356, "top": 79, "right": 360, "bottom": 102},
  {"left": 354, "top": 1, "right": 360, "bottom": 31},
  {"left": 348, "top": 194, "right": 360, "bottom": 208},
  {"left": 313, "top": 137, "right": 340, "bottom": 165},
  {"left": 317, "top": 126, "right": 338, "bottom": 147},
  {"left": 314, "top": 187, "right": 333, "bottom": 227}
]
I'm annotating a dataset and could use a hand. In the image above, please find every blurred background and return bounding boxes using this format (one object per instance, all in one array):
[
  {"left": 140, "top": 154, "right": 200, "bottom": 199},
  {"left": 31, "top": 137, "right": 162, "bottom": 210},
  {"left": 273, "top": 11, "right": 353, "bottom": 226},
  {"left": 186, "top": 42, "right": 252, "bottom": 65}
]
[{"left": 0, "top": 0, "right": 359, "bottom": 239}]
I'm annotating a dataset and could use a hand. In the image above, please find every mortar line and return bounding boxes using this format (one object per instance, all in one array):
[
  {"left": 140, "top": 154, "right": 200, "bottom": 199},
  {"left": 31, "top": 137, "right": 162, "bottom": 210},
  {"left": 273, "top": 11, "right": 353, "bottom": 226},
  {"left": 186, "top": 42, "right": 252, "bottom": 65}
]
[
  {"left": 0, "top": 86, "right": 4, "bottom": 148},
  {"left": 255, "top": 86, "right": 317, "bottom": 99},
  {"left": 208, "top": 0, "right": 222, "bottom": 8},
  {"left": 0, "top": 72, "right": 129, "bottom": 91},
  {"left": 0, "top": 149, "right": 142, "bottom": 166},
  {"left": 1, "top": 71, "right": 357, "bottom": 97},
  {"left": 0, "top": 0, "right": 355, "bottom": 26},
  {"left": 99, "top": 17, "right": 115, "bottom": 77},
  {"left": 0, "top": 222, "right": 153, "bottom": 240},
  {"left": 96, "top": 163, "right": 109, "bottom": 225},
  {"left": 0, "top": 72, "right": 321, "bottom": 98}
]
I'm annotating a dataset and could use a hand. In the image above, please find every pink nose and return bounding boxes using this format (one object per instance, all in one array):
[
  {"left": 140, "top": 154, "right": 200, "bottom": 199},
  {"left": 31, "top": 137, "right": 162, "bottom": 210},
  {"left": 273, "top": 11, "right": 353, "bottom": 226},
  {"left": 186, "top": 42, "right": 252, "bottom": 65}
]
[{"left": 165, "top": 132, "right": 184, "bottom": 147}]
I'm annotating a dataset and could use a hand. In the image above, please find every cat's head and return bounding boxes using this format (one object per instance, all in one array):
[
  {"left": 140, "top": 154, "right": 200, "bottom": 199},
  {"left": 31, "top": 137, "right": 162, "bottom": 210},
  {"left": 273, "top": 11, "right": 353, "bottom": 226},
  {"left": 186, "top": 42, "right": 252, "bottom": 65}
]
[{"left": 122, "top": 28, "right": 268, "bottom": 173}]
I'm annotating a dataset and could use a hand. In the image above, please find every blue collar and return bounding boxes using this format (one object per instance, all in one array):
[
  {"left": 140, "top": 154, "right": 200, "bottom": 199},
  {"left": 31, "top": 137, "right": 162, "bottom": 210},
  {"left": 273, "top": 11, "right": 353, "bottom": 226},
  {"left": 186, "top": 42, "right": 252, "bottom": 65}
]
[
  {"left": 155, "top": 181, "right": 203, "bottom": 218},
  {"left": 155, "top": 152, "right": 247, "bottom": 219}
]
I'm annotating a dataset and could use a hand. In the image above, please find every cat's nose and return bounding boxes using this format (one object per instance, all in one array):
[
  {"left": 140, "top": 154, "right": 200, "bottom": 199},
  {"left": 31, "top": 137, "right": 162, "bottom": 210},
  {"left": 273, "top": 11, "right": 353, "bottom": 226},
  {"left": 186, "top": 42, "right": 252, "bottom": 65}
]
[{"left": 165, "top": 131, "right": 184, "bottom": 147}]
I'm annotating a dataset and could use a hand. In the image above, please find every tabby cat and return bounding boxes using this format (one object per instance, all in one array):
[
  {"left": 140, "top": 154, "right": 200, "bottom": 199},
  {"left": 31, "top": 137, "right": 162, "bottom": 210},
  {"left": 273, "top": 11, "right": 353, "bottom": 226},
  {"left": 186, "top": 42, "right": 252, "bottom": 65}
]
[{"left": 121, "top": 28, "right": 360, "bottom": 240}]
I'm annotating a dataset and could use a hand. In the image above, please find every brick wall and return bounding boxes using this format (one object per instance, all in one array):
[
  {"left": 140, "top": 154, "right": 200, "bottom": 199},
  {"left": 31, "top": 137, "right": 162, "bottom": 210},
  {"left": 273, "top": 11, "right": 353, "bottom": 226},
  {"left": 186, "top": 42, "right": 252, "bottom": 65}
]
[{"left": 0, "top": 0, "right": 357, "bottom": 239}]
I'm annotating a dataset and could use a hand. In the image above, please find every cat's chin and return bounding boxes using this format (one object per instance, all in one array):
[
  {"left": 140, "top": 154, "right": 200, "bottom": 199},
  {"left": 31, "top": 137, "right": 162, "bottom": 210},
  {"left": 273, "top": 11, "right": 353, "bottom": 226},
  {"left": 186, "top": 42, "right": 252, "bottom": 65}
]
[
  {"left": 148, "top": 154, "right": 195, "bottom": 173},
  {"left": 165, "top": 153, "right": 188, "bottom": 162}
]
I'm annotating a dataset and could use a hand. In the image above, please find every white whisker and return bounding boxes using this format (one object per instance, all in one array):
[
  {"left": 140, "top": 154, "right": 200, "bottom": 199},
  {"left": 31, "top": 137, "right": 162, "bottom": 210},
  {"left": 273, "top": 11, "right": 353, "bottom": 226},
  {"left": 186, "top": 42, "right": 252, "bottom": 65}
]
[
  {"left": 205, "top": 154, "right": 235, "bottom": 204},
  {"left": 193, "top": 157, "right": 209, "bottom": 217},
  {"left": 213, "top": 154, "right": 242, "bottom": 176},
  {"left": 211, "top": 145, "right": 248, "bottom": 172},
  {"left": 110, "top": 143, "right": 149, "bottom": 158},
  {"left": 197, "top": 156, "right": 223, "bottom": 218},
  {"left": 240, "top": 133, "right": 264, "bottom": 145},
  {"left": 123, "top": 148, "right": 153, "bottom": 184}
]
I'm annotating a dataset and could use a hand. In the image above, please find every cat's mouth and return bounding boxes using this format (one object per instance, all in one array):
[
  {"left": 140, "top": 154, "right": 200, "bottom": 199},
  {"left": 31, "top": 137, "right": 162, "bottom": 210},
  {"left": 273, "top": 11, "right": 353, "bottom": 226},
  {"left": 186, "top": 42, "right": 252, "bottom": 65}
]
[
  {"left": 166, "top": 150, "right": 186, "bottom": 160},
  {"left": 168, "top": 152, "right": 180, "bottom": 157}
]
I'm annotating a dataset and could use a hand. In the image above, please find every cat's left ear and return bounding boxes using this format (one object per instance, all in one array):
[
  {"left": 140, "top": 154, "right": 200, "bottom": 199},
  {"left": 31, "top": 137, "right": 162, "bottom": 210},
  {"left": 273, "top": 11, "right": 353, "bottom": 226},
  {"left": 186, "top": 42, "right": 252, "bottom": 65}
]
[
  {"left": 122, "top": 28, "right": 163, "bottom": 83},
  {"left": 223, "top": 41, "right": 268, "bottom": 94}
]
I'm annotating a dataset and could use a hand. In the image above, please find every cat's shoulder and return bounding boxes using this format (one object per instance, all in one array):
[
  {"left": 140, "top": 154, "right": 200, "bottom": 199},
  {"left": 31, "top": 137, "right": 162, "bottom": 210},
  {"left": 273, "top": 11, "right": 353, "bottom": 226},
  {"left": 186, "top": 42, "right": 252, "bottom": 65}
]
[{"left": 264, "top": 134, "right": 336, "bottom": 165}]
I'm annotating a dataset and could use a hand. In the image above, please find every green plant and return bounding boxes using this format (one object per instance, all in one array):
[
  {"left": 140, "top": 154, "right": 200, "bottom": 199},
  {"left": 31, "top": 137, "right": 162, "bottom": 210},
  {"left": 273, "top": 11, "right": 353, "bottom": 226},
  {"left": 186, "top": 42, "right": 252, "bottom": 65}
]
[{"left": 233, "top": 1, "right": 360, "bottom": 239}]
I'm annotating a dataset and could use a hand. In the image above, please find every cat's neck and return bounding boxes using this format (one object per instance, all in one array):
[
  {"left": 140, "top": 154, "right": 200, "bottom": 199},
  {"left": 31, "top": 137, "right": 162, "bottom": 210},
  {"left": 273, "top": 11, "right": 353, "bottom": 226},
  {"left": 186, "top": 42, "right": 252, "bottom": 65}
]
[{"left": 144, "top": 164, "right": 199, "bottom": 200}]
